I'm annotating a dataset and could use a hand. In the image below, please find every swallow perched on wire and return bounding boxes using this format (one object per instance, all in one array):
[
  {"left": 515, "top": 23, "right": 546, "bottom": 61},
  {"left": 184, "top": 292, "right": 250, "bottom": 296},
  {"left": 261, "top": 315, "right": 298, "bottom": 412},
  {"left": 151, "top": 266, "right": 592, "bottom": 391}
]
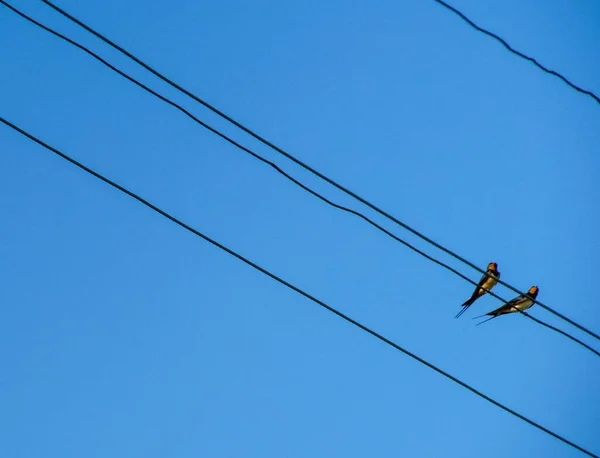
[
  {"left": 475, "top": 286, "right": 540, "bottom": 325},
  {"left": 455, "top": 262, "right": 501, "bottom": 318}
]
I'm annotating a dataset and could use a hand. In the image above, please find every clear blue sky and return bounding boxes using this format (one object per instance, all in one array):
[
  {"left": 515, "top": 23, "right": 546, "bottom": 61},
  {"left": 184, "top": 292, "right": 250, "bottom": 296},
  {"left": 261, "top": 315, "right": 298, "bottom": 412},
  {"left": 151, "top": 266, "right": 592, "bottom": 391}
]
[{"left": 1, "top": 0, "right": 599, "bottom": 456}]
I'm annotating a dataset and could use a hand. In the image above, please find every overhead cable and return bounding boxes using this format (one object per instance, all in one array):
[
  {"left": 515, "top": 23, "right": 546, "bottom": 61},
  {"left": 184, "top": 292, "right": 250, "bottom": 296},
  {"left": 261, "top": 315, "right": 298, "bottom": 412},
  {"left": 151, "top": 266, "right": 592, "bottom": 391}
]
[
  {"left": 2, "top": 0, "right": 599, "bottom": 350},
  {"left": 431, "top": 0, "right": 600, "bottom": 105},
  {"left": 29, "top": 0, "right": 600, "bottom": 342},
  {"left": 1, "top": 115, "right": 597, "bottom": 458}
]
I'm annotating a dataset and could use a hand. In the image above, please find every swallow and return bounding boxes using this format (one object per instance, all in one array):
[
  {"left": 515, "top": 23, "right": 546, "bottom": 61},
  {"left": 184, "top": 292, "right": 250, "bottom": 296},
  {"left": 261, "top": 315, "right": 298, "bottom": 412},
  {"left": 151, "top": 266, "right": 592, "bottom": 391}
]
[
  {"left": 455, "top": 262, "right": 501, "bottom": 318},
  {"left": 475, "top": 286, "right": 540, "bottom": 325}
]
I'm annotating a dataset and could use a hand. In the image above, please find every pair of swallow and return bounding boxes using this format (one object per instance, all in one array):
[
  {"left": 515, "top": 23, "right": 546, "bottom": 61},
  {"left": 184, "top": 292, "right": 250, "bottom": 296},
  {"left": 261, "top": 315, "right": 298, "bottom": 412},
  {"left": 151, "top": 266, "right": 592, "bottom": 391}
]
[{"left": 456, "top": 262, "right": 539, "bottom": 324}]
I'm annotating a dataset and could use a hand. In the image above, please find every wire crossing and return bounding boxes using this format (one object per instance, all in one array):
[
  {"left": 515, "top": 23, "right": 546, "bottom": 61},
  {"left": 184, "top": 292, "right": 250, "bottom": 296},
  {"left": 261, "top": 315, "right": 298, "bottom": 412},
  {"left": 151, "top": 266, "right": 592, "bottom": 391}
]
[
  {"left": 30, "top": 0, "right": 600, "bottom": 342},
  {"left": 1, "top": 115, "right": 597, "bottom": 458}
]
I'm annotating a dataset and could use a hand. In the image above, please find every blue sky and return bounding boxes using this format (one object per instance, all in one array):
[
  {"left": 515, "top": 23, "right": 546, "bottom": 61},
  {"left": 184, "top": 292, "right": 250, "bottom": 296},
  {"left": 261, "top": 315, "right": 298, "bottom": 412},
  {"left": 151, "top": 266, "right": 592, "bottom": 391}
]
[{"left": 1, "top": 0, "right": 599, "bottom": 456}]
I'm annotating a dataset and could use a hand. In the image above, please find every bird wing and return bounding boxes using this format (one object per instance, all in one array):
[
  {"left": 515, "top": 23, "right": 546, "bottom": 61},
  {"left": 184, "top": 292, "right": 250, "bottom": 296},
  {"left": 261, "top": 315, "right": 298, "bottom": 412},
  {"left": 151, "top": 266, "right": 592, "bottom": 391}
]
[
  {"left": 490, "top": 295, "right": 524, "bottom": 315},
  {"left": 470, "top": 270, "right": 494, "bottom": 296}
]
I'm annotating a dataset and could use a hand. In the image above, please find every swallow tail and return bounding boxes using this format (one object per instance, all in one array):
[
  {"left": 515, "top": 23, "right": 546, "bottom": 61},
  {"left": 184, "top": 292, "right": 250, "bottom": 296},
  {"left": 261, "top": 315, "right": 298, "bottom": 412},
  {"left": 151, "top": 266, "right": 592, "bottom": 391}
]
[
  {"left": 473, "top": 310, "right": 499, "bottom": 326},
  {"left": 455, "top": 296, "right": 476, "bottom": 319},
  {"left": 475, "top": 315, "right": 497, "bottom": 326}
]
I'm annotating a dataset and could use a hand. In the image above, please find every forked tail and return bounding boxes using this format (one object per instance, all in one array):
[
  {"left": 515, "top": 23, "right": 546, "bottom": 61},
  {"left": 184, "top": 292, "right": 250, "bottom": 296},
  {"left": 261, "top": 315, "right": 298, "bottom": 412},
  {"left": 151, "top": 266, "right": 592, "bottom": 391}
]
[
  {"left": 474, "top": 313, "right": 496, "bottom": 326},
  {"left": 455, "top": 297, "right": 475, "bottom": 319}
]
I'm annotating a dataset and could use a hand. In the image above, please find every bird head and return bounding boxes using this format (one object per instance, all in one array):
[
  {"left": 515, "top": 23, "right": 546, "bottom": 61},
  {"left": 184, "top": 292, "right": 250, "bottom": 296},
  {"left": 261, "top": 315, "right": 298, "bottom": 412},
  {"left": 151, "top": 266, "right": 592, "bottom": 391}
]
[
  {"left": 528, "top": 286, "right": 539, "bottom": 297},
  {"left": 487, "top": 262, "right": 498, "bottom": 272}
]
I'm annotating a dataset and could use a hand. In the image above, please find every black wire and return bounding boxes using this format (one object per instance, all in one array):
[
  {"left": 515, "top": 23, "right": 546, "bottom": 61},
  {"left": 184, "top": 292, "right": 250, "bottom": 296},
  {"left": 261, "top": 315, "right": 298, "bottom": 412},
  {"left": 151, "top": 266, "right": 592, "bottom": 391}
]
[
  {"left": 1, "top": 116, "right": 597, "bottom": 458},
  {"left": 522, "top": 312, "right": 600, "bottom": 359},
  {"left": 33, "top": 0, "right": 600, "bottom": 343},
  {"left": 3, "top": 1, "right": 600, "bottom": 359},
  {"left": 431, "top": 0, "right": 600, "bottom": 105}
]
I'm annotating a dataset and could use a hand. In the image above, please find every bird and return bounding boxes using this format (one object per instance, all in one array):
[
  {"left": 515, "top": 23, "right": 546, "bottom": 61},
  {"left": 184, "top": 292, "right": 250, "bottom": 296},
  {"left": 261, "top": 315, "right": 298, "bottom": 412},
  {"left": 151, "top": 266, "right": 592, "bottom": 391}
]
[
  {"left": 475, "top": 286, "right": 540, "bottom": 325},
  {"left": 455, "top": 262, "right": 500, "bottom": 318}
]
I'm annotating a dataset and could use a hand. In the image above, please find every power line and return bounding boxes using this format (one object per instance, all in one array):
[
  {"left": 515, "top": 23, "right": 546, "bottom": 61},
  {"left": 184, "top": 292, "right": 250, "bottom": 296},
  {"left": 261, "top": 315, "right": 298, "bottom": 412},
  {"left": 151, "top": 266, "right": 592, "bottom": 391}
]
[
  {"left": 3, "top": 1, "right": 599, "bottom": 360},
  {"left": 6, "top": 1, "right": 600, "bottom": 362},
  {"left": 31, "top": 0, "right": 600, "bottom": 343},
  {"left": 522, "top": 313, "right": 600, "bottom": 359},
  {"left": 431, "top": 0, "right": 600, "bottom": 105},
  {"left": 1, "top": 115, "right": 597, "bottom": 458}
]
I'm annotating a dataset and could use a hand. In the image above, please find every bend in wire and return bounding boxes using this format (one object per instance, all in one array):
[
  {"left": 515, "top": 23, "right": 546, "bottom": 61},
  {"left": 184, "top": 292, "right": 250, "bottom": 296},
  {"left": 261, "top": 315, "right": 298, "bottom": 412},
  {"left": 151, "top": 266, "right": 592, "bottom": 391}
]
[
  {"left": 431, "top": 0, "right": 600, "bottom": 104},
  {"left": 3, "top": 0, "right": 599, "bottom": 347},
  {"left": 34, "top": 0, "right": 600, "bottom": 342}
]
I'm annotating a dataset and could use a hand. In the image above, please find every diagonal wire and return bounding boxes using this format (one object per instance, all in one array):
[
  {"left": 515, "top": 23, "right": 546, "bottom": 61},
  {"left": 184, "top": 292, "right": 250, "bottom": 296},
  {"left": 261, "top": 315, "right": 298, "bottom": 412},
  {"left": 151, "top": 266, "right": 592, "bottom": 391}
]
[
  {"left": 3, "top": 0, "right": 600, "bottom": 352},
  {"left": 522, "top": 312, "right": 600, "bottom": 358},
  {"left": 31, "top": 0, "right": 600, "bottom": 342},
  {"left": 431, "top": 0, "right": 600, "bottom": 105},
  {"left": 1, "top": 115, "right": 597, "bottom": 458}
]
